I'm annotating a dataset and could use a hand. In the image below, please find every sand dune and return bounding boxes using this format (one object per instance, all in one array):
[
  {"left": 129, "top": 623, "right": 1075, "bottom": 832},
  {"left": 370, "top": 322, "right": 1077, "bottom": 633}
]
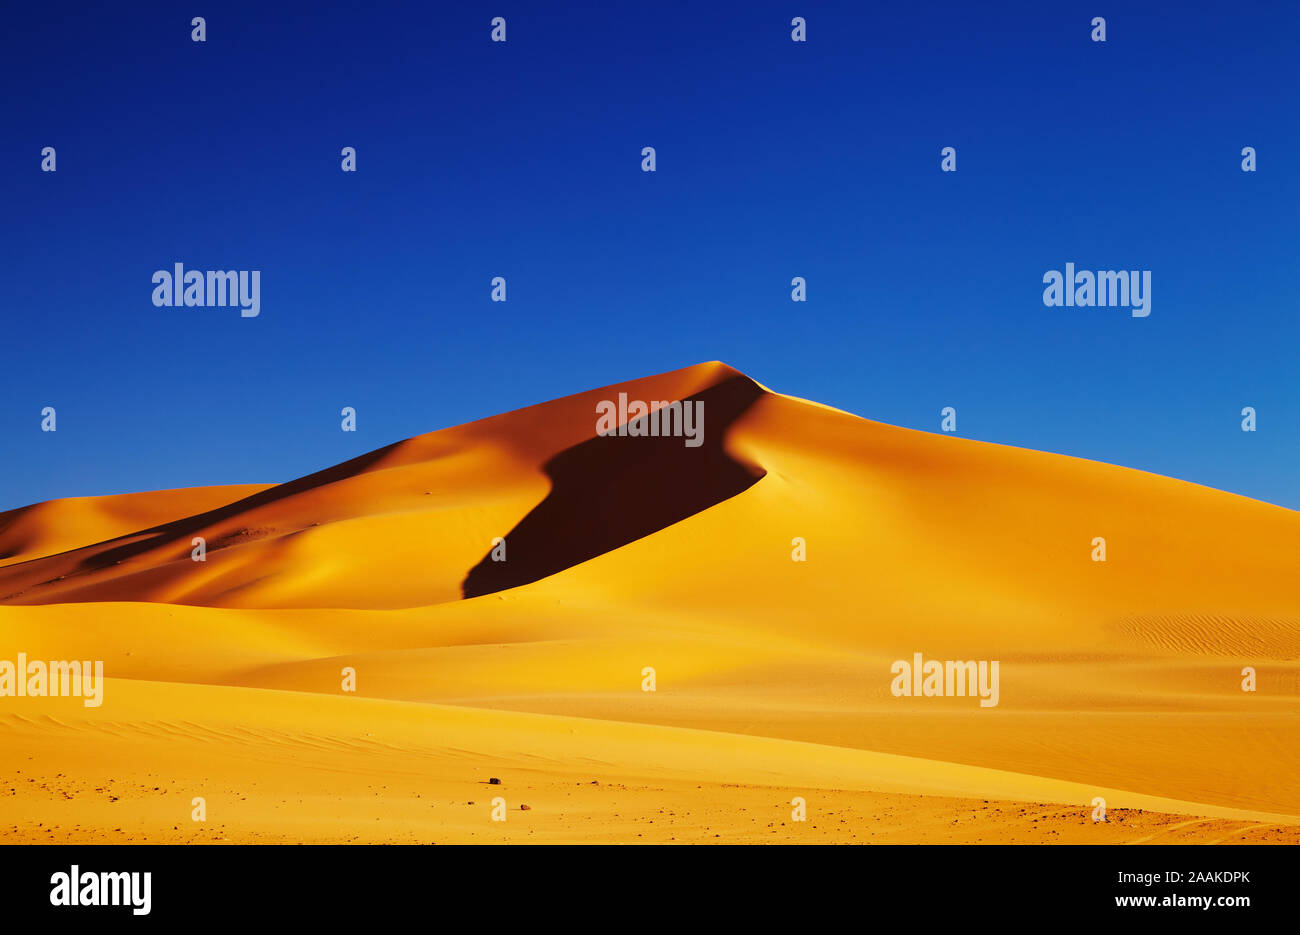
[
  {"left": 1, "top": 361, "right": 1296, "bottom": 843},
  {"left": 0, "top": 485, "right": 270, "bottom": 568}
]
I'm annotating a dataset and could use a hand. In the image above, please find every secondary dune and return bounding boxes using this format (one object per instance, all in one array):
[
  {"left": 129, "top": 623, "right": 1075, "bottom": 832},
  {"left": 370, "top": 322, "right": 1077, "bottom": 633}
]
[
  {"left": 0, "top": 484, "right": 270, "bottom": 568},
  {"left": 1, "top": 361, "right": 1296, "bottom": 843}
]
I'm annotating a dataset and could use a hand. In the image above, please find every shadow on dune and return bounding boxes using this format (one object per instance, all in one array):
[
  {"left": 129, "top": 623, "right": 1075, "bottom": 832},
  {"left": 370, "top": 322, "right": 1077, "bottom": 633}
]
[{"left": 461, "top": 374, "right": 767, "bottom": 598}]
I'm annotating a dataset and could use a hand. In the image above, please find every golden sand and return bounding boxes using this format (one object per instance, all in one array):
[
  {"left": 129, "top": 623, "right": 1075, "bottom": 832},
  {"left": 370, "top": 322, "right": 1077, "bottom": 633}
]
[{"left": 2, "top": 362, "right": 1296, "bottom": 843}]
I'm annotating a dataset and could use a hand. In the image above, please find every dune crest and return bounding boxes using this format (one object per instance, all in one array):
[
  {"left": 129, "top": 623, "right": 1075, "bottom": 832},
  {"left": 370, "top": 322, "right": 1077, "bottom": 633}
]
[{"left": 0, "top": 362, "right": 753, "bottom": 608}]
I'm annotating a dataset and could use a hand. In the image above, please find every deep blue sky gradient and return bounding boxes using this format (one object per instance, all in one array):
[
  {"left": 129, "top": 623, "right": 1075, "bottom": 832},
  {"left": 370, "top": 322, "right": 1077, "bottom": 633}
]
[{"left": 3, "top": 1, "right": 1298, "bottom": 510}]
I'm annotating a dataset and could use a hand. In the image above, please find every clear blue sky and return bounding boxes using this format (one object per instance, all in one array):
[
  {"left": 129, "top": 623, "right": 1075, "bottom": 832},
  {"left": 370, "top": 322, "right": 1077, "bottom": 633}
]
[{"left": 3, "top": 0, "right": 1297, "bottom": 511}]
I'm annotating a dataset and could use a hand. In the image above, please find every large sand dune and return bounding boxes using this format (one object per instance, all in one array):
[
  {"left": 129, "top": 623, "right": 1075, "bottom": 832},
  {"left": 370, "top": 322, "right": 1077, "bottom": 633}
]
[{"left": 2, "top": 362, "right": 1297, "bottom": 843}]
